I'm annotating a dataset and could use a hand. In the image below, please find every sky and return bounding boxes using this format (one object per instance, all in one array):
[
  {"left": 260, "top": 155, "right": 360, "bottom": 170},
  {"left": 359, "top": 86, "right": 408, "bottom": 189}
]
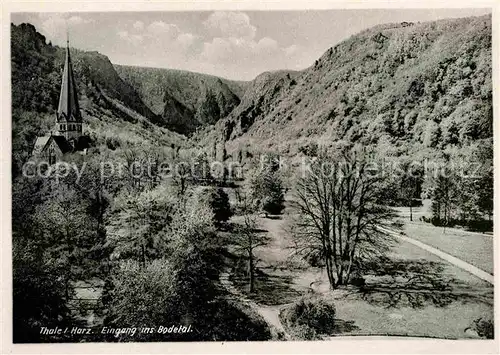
[{"left": 11, "top": 9, "right": 491, "bottom": 81}]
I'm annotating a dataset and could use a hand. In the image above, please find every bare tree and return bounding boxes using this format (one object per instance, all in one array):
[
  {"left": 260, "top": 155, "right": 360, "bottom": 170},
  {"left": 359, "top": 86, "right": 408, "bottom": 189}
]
[
  {"left": 233, "top": 189, "right": 271, "bottom": 293},
  {"left": 171, "top": 150, "right": 192, "bottom": 197},
  {"left": 291, "top": 146, "right": 396, "bottom": 289},
  {"left": 123, "top": 148, "right": 147, "bottom": 190}
]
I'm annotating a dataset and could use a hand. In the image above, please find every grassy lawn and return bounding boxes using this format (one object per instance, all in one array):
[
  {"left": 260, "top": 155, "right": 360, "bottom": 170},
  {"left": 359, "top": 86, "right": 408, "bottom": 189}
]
[
  {"left": 322, "top": 237, "right": 493, "bottom": 339},
  {"left": 392, "top": 199, "right": 432, "bottom": 221},
  {"left": 329, "top": 296, "right": 491, "bottom": 339},
  {"left": 401, "top": 221, "right": 494, "bottom": 274},
  {"left": 394, "top": 200, "right": 493, "bottom": 274},
  {"left": 229, "top": 210, "right": 494, "bottom": 339}
]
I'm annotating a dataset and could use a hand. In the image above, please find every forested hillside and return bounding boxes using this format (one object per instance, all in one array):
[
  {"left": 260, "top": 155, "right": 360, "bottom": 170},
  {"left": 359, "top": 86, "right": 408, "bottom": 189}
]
[
  {"left": 115, "top": 65, "right": 247, "bottom": 134},
  {"left": 200, "top": 15, "right": 491, "bottom": 160},
  {"left": 11, "top": 23, "right": 186, "bottom": 175},
  {"left": 191, "top": 14, "right": 493, "bottom": 229}
]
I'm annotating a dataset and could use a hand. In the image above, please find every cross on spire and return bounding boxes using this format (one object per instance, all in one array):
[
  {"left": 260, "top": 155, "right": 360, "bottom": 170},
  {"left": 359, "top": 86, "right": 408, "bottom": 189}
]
[{"left": 56, "top": 27, "right": 82, "bottom": 124}]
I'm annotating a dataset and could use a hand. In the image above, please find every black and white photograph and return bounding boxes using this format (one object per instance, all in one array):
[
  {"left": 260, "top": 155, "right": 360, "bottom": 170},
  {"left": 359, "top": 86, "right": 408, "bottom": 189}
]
[{"left": 4, "top": 1, "right": 497, "bottom": 351}]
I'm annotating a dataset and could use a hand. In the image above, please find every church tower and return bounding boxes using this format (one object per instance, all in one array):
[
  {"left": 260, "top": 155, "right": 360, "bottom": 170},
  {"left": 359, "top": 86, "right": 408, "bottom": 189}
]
[
  {"left": 55, "top": 36, "right": 82, "bottom": 144},
  {"left": 32, "top": 33, "right": 91, "bottom": 163}
]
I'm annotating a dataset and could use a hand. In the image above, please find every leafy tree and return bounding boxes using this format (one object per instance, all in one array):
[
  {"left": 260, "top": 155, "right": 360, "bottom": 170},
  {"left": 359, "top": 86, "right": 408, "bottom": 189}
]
[
  {"left": 103, "top": 197, "right": 271, "bottom": 341},
  {"left": 430, "top": 172, "right": 459, "bottom": 228},
  {"left": 192, "top": 151, "right": 212, "bottom": 184},
  {"left": 428, "top": 142, "right": 493, "bottom": 231},
  {"left": 13, "top": 239, "right": 75, "bottom": 343},
  {"left": 12, "top": 168, "right": 115, "bottom": 342},
  {"left": 248, "top": 155, "right": 285, "bottom": 216},
  {"left": 171, "top": 150, "right": 192, "bottom": 197},
  {"left": 197, "top": 186, "right": 233, "bottom": 226},
  {"left": 107, "top": 184, "right": 178, "bottom": 266},
  {"left": 392, "top": 158, "right": 424, "bottom": 221},
  {"left": 32, "top": 184, "right": 103, "bottom": 291},
  {"left": 103, "top": 259, "right": 179, "bottom": 341}
]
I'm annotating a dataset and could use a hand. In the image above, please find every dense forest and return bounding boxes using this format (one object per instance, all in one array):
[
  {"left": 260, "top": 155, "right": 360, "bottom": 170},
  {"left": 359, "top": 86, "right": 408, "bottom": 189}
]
[{"left": 11, "top": 14, "right": 493, "bottom": 342}]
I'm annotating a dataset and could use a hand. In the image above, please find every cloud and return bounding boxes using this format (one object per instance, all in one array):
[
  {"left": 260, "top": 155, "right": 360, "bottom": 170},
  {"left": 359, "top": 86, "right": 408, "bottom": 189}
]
[
  {"left": 201, "top": 36, "right": 284, "bottom": 65},
  {"left": 67, "top": 16, "right": 93, "bottom": 26},
  {"left": 176, "top": 32, "right": 203, "bottom": 55},
  {"left": 133, "top": 21, "right": 144, "bottom": 31},
  {"left": 177, "top": 33, "right": 196, "bottom": 47},
  {"left": 116, "top": 20, "right": 203, "bottom": 59},
  {"left": 117, "top": 30, "right": 143, "bottom": 45},
  {"left": 38, "top": 13, "right": 94, "bottom": 43},
  {"left": 201, "top": 37, "right": 234, "bottom": 62},
  {"left": 112, "top": 12, "right": 291, "bottom": 75},
  {"left": 203, "top": 11, "right": 257, "bottom": 40},
  {"left": 146, "top": 21, "right": 180, "bottom": 38},
  {"left": 199, "top": 11, "right": 302, "bottom": 73},
  {"left": 201, "top": 35, "right": 293, "bottom": 66},
  {"left": 284, "top": 44, "right": 300, "bottom": 57},
  {"left": 256, "top": 37, "right": 279, "bottom": 53}
]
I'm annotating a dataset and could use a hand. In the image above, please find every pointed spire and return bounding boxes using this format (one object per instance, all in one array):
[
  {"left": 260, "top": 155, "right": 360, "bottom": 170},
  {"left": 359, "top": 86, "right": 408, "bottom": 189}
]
[{"left": 57, "top": 32, "right": 81, "bottom": 123}]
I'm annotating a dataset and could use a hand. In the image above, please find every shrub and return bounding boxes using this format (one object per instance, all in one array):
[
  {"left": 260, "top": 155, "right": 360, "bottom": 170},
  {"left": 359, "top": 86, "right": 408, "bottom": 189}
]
[
  {"left": 349, "top": 276, "right": 366, "bottom": 287},
  {"left": 289, "top": 323, "right": 318, "bottom": 340},
  {"left": 248, "top": 163, "right": 285, "bottom": 216},
  {"left": 466, "top": 220, "right": 493, "bottom": 233},
  {"left": 469, "top": 317, "right": 494, "bottom": 339},
  {"left": 198, "top": 187, "right": 233, "bottom": 225},
  {"left": 103, "top": 259, "right": 179, "bottom": 341},
  {"left": 105, "top": 136, "right": 121, "bottom": 150},
  {"left": 421, "top": 215, "right": 493, "bottom": 233},
  {"left": 298, "top": 142, "right": 318, "bottom": 157},
  {"left": 283, "top": 296, "right": 336, "bottom": 339},
  {"left": 261, "top": 195, "right": 285, "bottom": 215}
]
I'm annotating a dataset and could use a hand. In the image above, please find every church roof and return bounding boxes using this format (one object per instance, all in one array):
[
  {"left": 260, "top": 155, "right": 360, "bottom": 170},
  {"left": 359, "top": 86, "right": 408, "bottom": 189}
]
[
  {"left": 32, "top": 136, "right": 51, "bottom": 155},
  {"left": 51, "top": 135, "right": 74, "bottom": 153},
  {"left": 57, "top": 39, "right": 82, "bottom": 123},
  {"left": 32, "top": 135, "right": 74, "bottom": 156}
]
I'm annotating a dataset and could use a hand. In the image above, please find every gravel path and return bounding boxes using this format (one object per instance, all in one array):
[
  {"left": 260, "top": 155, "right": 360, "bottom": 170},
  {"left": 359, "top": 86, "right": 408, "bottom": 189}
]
[
  {"left": 378, "top": 226, "right": 494, "bottom": 284},
  {"left": 219, "top": 270, "right": 292, "bottom": 339}
]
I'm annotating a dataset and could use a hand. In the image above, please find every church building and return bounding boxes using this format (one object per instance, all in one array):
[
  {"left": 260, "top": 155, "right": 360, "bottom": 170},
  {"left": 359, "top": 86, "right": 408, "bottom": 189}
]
[{"left": 32, "top": 37, "right": 91, "bottom": 164}]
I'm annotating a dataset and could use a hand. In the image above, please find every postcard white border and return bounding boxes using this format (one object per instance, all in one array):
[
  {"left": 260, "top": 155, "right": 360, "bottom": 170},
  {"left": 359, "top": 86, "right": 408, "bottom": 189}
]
[{"left": 1, "top": 0, "right": 499, "bottom": 354}]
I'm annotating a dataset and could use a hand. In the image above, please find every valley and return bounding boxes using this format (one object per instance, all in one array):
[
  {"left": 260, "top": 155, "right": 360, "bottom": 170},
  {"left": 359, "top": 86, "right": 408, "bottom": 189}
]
[{"left": 10, "top": 12, "right": 494, "bottom": 343}]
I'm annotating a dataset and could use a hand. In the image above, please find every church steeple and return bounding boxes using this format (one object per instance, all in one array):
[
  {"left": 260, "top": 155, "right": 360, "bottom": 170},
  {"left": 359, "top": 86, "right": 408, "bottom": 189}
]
[
  {"left": 31, "top": 32, "right": 91, "bottom": 162},
  {"left": 56, "top": 34, "right": 82, "bottom": 140}
]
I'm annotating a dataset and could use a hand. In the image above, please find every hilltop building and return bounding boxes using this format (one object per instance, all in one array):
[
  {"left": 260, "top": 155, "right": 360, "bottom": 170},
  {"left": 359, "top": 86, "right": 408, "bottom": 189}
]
[{"left": 32, "top": 37, "right": 91, "bottom": 164}]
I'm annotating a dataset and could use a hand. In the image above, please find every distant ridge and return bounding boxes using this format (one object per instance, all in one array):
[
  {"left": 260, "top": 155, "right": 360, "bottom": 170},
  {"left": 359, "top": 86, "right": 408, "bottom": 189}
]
[
  {"left": 197, "top": 15, "right": 491, "bottom": 159},
  {"left": 115, "top": 65, "right": 248, "bottom": 135}
]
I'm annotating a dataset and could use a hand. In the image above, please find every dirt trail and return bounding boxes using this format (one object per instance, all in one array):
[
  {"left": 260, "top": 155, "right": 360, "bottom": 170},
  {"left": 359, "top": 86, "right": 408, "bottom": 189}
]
[
  {"left": 219, "top": 270, "right": 292, "bottom": 340},
  {"left": 378, "top": 226, "right": 494, "bottom": 284}
]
